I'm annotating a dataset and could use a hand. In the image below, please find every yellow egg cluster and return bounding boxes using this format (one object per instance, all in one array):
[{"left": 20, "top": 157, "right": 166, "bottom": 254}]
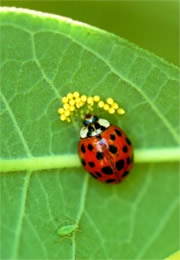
[{"left": 58, "top": 91, "right": 125, "bottom": 122}]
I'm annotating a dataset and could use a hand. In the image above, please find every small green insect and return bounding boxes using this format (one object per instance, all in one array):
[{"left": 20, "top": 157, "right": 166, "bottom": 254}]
[{"left": 57, "top": 223, "right": 78, "bottom": 237}]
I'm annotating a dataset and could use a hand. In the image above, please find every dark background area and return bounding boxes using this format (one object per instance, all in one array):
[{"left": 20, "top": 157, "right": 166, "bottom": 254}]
[{"left": 1, "top": 0, "right": 179, "bottom": 66}]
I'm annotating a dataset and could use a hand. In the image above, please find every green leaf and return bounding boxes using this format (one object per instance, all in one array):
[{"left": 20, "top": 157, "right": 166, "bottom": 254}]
[{"left": 0, "top": 7, "right": 179, "bottom": 259}]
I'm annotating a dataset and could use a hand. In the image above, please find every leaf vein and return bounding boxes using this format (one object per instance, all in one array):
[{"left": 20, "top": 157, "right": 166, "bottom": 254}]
[
  {"left": 0, "top": 91, "right": 32, "bottom": 156},
  {"left": 71, "top": 173, "right": 89, "bottom": 260},
  {"left": 136, "top": 198, "right": 179, "bottom": 258},
  {"left": 11, "top": 171, "right": 32, "bottom": 258}
]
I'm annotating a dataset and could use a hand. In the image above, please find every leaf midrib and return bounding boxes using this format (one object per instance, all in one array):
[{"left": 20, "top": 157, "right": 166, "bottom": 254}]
[{"left": 0, "top": 148, "right": 180, "bottom": 173}]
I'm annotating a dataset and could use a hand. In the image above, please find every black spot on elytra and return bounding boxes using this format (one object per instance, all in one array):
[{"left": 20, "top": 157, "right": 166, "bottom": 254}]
[
  {"left": 96, "top": 151, "right": 104, "bottom": 160},
  {"left": 123, "top": 146, "right": 128, "bottom": 153},
  {"left": 89, "top": 161, "right": 95, "bottom": 168},
  {"left": 106, "top": 178, "right": 116, "bottom": 183},
  {"left": 89, "top": 172, "right": 97, "bottom": 179},
  {"left": 101, "top": 166, "right": 113, "bottom": 175},
  {"left": 122, "top": 171, "right": 129, "bottom": 177},
  {"left": 87, "top": 144, "right": 93, "bottom": 151},
  {"left": 81, "top": 144, "right": 86, "bottom": 153},
  {"left": 116, "top": 159, "right": 124, "bottom": 171},
  {"left": 115, "top": 129, "right": 122, "bottom": 136},
  {"left": 81, "top": 158, "right": 86, "bottom": 166},
  {"left": 95, "top": 171, "right": 102, "bottom": 177},
  {"left": 109, "top": 145, "right": 117, "bottom": 154},
  {"left": 126, "top": 137, "right": 131, "bottom": 146},
  {"left": 127, "top": 157, "right": 131, "bottom": 165},
  {"left": 110, "top": 134, "right": 116, "bottom": 140}
]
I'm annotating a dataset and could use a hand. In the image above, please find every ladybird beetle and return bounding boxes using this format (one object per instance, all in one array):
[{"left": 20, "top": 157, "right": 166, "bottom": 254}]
[
  {"left": 78, "top": 114, "right": 133, "bottom": 184},
  {"left": 58, "top": 91, "right": 134, "bottom": 184}
]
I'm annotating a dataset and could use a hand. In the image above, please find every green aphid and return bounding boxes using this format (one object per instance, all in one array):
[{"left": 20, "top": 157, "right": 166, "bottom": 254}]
[{"left": 58, "top": 223, "right": 78, "bottom": 237}]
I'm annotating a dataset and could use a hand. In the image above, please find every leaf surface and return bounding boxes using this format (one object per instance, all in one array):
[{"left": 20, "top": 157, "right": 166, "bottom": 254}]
[{"left": 0, "top": 7, "right": 179, "bottom": 259}]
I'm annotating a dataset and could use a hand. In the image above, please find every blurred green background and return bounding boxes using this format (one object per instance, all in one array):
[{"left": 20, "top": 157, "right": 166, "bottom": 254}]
[{"left": 1, "top": 0, "right": 179, "bottom": 66}]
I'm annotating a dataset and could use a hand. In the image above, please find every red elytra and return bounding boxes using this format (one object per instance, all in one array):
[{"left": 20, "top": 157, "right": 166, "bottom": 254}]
[{"left": 78, "top": 115, "right": 133, "bottom": 184}]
